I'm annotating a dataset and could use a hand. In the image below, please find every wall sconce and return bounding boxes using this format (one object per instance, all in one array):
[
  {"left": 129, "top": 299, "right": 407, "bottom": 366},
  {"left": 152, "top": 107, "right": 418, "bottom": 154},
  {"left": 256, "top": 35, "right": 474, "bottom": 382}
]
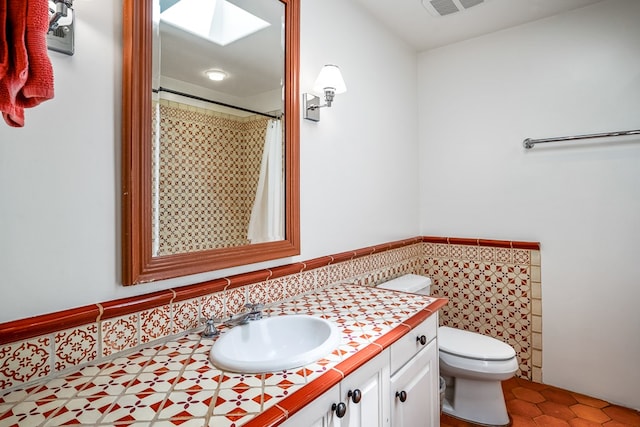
[{"left": 303, "top": 64, "right": 347, "bottom": 122}]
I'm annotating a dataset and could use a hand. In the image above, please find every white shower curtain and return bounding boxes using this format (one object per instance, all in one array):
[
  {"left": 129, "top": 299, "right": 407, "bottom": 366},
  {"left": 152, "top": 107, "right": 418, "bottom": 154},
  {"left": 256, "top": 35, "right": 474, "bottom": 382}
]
[{"left": 248, "top": 119, "right": 284, "bottom": 243}]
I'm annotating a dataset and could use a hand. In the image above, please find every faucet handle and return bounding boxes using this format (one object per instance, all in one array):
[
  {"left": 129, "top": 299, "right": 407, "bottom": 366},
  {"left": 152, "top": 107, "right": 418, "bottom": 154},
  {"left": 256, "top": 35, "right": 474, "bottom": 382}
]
[
  {"left": 244, "top": 303, "right": 264, "bottom": 321},
  {"left": 200, "top": 316, "right": 222, "bottom": 337}
]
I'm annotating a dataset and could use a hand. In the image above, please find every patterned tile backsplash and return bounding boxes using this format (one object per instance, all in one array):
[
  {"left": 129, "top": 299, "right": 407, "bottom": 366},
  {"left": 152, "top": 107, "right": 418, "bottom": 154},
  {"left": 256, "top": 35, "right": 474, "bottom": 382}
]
[
  {"left": 423, "top": 238, "right": 542, "bottom": 381},
  {"left": 0, "top": 237, "right": 542, "bottom": 393}
]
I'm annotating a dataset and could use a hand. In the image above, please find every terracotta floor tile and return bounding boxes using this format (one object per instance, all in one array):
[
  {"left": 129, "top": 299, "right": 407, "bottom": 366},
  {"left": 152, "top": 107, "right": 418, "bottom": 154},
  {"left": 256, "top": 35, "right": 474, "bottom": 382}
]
[
  {"left": 507, "top": 399, "right": 544, "bottom": 418},
  {"left": 602, "top": 405, "right": 640, "bottom": 426},
  {"left": 571, "top": 404, "right": 612, "bottom": 424},
  {"left": 603, "top": 421, "right": 639, "bottom": 427},
  {"left": 534, "top": 414, "right": 572, "bottom": 426},
  {"left": 539, "top": 400, "right": 579, "bottom": 421},
  {"left": 511, "top": 414, "right": 538, "bottom": 427},
  {"left": 569, "top": 418, "right": 610, "bottom": 427},
  {"left": 572, "top": 392, "right": 610, "bottom": 409},
  {"left": 439, "top": 379, "right": 638, "bottom": 427},
  {"left": 502, "top": 377, "right": 521, "bottom": 393},
  {"left": 512, "top": 387, "right": 546, "bottom": 404},
  {"left": 516, "top": 377, "right": 548, "bottom": 392},
  {"left": 541, "top": 387, "right": 580, "bottom": 406}
]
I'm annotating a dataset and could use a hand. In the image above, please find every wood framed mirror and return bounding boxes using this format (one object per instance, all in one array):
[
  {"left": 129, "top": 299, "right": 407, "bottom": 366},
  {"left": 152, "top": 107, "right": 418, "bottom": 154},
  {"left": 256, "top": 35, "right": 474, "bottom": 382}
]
[{"left": 122, "top": 0, "right": 300, "bottom": 285}]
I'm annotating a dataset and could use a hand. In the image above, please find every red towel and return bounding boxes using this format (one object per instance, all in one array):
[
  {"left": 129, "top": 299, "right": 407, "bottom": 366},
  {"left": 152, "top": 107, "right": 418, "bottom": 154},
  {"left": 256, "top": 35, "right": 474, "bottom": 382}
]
[
  {"left": 0, "top": 0, "right": 29, "bottom": 126},
  {"left": 0, "top": 0, "right": 54, "bottom": 127},
  {"left": 0, "top": 0, "right": 8, "bottom": 81},
  {"left": 18, "top": 0, "right": 54, "bottom": 107}
]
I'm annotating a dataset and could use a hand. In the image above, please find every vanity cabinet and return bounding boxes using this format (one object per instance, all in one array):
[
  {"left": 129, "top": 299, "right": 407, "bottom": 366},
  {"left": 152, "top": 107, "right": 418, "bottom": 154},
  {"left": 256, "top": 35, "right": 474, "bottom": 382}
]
[
  {"left": 282, "top": 313, "right": 439, "bottom": 427},
  {"left": 282, "top": 349, "right": 390, "bottom": 427},
  {"left": 389, "top": 313, "right": 439, "bottom": 427}
]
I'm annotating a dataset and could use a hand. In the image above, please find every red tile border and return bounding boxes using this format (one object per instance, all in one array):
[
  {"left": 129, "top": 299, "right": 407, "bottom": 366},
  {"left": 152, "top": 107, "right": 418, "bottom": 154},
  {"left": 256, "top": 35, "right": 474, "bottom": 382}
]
[
  {"left": 353, "top": 246, "right": 376, "bottom": 258},
  {"left": 423, "top": 236, "right": 540, "bottom": 250},
  {"left": 302, "top": 256, "right": 333, "bottom": 271},
  {"left": 447, "top": 237, "right": 479, "bottom": 246},
  {"left": 99, "top": 289, "right": 175, "bottom": 321},
  {"left": 172, "top": 278, "right": 228, "bottom": 302},
  {"left": 422, "top": 236, "right": 449, "bottom": 244},
  {"left": 331, "top": 251, "right": 356, "bottom": 264},
  {"left": 333, "top": 344, "right": 382, "bottom": 378},
  {"left": 275, "top": 369, "right": 343, "bottom": 419},
  {"left": 373, "top": 324, "right": 411, "bottom": 349},
  {"left": 0, "top": 304, "right": 101, "bottom": 345},
  {"left": 243, "top": 405, "right": 288, "bottom": 427},
  {"left": 511, "top": 240, "right": 541, "bottom": 250},
  {"left": 225, "top": 270, "right": 271, "bottom": 290},
  {"left": 269, "top": 263, "right": 305, "bottom": 280}
]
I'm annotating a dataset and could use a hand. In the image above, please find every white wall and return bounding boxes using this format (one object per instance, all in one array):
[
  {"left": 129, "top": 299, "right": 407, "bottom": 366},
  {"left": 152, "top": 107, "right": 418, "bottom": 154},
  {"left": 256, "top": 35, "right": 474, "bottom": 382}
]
[
  {"left": 0, "top": 1, "right": 419, "bottom": 322},
  {"left": 417, "top": 0, "right": 640, "bottom": 409}
]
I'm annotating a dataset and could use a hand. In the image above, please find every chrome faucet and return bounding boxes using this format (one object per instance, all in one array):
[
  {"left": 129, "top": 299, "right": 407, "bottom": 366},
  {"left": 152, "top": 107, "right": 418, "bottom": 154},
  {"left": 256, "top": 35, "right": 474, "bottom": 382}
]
[
  {"left": 200, "top": 316, "right": 221, "bottom": 338},
  {"left": 224, "top": 303, "right": 265, "bottom": 327}
]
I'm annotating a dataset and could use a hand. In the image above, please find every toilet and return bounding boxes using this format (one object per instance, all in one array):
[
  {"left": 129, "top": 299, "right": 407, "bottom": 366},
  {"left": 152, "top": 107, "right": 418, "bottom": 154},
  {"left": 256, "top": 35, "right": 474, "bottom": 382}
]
[{"left": 378, "top": 274, "right": 518, "bottom": 426}]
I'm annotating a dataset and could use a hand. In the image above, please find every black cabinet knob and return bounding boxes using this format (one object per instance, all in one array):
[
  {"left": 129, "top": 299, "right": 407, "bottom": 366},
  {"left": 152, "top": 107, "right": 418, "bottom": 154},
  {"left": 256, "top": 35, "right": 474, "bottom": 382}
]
[
  {"left": 396, "top": 390, "right": 407, "bottom": 402},
  {"left": 332, "top": 402, "right": 347, "bottom": 418},
  {"left": 348, "top": 389, "right": 362, "bottom": 404},
  {"left": 417, "top": 335, "right": 427, "bottom": 345}
]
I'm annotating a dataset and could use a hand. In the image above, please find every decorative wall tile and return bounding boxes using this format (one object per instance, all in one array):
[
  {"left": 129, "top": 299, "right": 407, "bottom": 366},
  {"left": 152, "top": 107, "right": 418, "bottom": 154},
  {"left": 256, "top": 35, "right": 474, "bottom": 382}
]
[
  {"left": 172, "top": 299, "right": 199, "bottom": 334},
  {"left": 424, "top": 242, "right": 538, "bottom": 380},
  {"left": 226, "top": 287, "right": 248, "bottom": 316},
  {"left": 200, "top": 293, "right": 225, "bottom": 320},
  {"left": 0, "top": 337, "right": 51, "bottom": 389},
  {"left": 101, "top": 314, "right": 139, "bottom": 357},
  {"left": 140, "top": 305, "right": 171, "bottom": 344},
  {"left": 54, "top": 323, "right": 98, "bottom": 372}
]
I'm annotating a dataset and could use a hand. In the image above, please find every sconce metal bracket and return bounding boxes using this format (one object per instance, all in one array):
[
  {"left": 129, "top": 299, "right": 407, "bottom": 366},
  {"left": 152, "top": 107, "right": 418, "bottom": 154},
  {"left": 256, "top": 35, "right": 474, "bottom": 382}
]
[
  {"left": 303, "top": 93, "right": 321, "bottom": 122},
  {"left": 47, "top": 0, "right": 75, "bottom": 56}
]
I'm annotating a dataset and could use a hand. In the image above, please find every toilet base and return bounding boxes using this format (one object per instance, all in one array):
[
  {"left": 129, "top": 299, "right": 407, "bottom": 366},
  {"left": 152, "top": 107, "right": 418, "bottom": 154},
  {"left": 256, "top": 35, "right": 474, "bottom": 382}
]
[{"left": 442, "top": 375, "right": 510, "bottom": 426}]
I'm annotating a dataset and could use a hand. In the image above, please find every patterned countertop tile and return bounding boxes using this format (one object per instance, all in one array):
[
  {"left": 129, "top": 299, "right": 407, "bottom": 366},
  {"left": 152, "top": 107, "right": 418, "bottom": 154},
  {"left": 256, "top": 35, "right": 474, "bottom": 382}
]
[{"left": 0, "top": 283, "right": 439, "bottom": 427}]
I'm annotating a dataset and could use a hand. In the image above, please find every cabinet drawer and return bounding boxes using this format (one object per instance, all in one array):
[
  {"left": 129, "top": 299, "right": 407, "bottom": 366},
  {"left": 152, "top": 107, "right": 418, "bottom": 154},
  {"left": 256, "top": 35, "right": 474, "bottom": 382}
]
[{"left": 390, "top": 313, "right": 437, "bottom": 375}]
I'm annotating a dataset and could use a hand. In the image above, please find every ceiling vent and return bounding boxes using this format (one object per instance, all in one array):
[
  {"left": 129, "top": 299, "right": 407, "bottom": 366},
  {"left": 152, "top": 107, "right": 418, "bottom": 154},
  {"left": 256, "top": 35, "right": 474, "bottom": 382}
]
[{"left": 421, "top": 0, "right": 486, "bottom": 17}]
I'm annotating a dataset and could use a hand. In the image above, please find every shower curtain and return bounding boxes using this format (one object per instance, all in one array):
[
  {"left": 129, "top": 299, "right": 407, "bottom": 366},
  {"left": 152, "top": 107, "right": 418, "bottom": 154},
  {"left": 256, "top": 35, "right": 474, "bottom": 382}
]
[{"left": 248, "top": 119, "right": 284, "bottom": 243}]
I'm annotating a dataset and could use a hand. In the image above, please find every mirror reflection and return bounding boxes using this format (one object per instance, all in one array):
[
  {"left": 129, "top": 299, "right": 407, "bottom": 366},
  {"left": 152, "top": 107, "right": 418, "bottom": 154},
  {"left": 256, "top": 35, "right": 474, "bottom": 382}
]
[{"left": 152, "top": 0, "right": 286, "bottom": 256}]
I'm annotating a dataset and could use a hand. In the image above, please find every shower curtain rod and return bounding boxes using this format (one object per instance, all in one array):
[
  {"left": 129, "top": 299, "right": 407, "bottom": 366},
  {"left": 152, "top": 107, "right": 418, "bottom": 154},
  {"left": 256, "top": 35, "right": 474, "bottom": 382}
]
[
  {"left": 153, "top": 87, "right": 281, "bottom": 120},
  {"left": 523, "top": 129, "right": 640, "bottom": 149}
]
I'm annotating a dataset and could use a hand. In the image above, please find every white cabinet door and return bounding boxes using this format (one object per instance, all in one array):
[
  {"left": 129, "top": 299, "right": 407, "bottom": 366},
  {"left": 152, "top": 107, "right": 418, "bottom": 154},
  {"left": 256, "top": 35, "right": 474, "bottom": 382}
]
[
  {"left": 341, "top": 350, "right": 390, "bottom": 427},
  {"left": 282, "top": 350, "right": 390, "bottom": 427},
  {"left": 389, "top": 339, "right": 439, "bottom": 427}
]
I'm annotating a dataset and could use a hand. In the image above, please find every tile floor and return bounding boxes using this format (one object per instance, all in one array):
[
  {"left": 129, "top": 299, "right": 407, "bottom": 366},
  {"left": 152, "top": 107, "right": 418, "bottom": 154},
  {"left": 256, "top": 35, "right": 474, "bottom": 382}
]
[{"left": 441, "top": 377, "right": 640, "bottom": 427}]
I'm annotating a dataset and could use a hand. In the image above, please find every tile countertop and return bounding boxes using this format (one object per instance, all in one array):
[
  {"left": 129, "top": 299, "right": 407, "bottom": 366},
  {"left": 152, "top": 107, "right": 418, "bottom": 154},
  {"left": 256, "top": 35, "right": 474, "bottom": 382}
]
[{"left": 0, "top": 283, "right": 446, "bottom": 427}]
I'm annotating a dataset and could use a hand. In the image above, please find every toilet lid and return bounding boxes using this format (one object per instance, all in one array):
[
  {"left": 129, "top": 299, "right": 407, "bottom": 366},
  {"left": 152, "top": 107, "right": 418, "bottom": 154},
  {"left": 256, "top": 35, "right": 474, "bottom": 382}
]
[
  {"left": 378, "top": 274, "right": 432, "bottom": 293},
  {"left": 438, "top": 326, "right": 516, "bottom": 361}
]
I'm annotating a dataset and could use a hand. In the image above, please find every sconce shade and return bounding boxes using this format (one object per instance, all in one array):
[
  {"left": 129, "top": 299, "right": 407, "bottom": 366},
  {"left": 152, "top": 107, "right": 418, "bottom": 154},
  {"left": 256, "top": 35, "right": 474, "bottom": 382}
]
[{"left": 312, "top": 65, "right": 347, "bottom": 95}]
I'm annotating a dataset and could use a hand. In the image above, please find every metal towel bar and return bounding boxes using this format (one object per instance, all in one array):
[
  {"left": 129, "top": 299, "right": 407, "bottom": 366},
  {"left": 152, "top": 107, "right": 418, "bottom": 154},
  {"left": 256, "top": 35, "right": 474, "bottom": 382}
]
[{"left": 523, "top": 129, "right": 640, "bottom": 149}]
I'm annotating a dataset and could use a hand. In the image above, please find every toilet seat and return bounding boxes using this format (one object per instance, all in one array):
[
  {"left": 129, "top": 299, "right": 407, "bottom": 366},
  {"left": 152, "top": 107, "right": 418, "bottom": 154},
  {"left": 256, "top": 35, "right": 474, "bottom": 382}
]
[{"left": 439, "top": 326, "right": 515, "bottom": 361}]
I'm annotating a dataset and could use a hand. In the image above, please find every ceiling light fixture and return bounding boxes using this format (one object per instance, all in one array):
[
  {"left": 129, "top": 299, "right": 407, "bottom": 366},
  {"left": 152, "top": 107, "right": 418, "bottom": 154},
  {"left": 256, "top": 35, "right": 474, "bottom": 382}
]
[{"left": 205, "top": 69, "right": 227, "bottom": 81}]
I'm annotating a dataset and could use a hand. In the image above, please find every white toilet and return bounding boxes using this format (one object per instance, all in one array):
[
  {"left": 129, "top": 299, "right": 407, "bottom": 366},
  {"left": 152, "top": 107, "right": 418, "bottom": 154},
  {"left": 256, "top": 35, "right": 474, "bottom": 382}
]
[{"left": 378, "top": 274, "right": 518, "bottom": 426}]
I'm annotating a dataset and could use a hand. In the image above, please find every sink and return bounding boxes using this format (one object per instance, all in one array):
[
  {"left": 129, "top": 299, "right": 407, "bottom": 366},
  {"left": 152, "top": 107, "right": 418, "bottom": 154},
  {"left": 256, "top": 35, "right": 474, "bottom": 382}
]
[{"left": 209, "top": 315, "right": 341, "bottom": 373}]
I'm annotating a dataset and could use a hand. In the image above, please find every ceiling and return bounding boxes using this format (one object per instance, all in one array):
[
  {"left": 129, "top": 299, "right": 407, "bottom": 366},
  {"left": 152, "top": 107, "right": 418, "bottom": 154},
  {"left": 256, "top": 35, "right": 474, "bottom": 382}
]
[
  {"left": 159, "top": 0, "right": 606, "bottom": 104},
  {"left": 350, "top": 0, "right": 605, "bottom": 52},
  {"left": 159, "top": 0, "right": 284, "bottom": 102}
]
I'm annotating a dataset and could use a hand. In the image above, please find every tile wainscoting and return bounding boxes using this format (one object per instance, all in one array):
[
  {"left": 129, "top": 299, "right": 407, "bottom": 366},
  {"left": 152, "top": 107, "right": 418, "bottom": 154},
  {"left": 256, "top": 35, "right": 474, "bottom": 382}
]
[
  {"left": 423, "top": 237, "right": 542, "bottom": 382},
  {"left": 0, "top": 236, "right": 541, "bottom": 393}
]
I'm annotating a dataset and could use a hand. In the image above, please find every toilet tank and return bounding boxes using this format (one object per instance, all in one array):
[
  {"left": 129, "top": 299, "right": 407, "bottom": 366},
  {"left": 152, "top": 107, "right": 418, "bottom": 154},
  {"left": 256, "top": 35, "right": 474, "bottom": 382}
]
[{"left": 378, "top": 274, "right": 432, "bottom": 295}]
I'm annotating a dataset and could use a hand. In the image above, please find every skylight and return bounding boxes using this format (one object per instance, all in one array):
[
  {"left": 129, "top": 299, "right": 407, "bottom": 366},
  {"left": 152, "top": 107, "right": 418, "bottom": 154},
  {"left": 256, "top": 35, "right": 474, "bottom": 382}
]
[{"left": 160, "top": 0, "right": 270, "bottom": 46}]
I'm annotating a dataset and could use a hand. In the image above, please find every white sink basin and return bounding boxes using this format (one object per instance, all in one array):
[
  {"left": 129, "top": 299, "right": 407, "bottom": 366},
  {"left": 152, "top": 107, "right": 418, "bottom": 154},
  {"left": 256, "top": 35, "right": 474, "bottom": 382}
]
[{"left": 209, "top": 315, "right": 341, "bottom": 373}]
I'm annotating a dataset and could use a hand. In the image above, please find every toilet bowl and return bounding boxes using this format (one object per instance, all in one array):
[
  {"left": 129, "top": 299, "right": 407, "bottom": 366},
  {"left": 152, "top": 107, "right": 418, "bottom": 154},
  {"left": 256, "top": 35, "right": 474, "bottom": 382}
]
[{"left": 378, "top": 274, "right": 518, "bottom": 427}]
